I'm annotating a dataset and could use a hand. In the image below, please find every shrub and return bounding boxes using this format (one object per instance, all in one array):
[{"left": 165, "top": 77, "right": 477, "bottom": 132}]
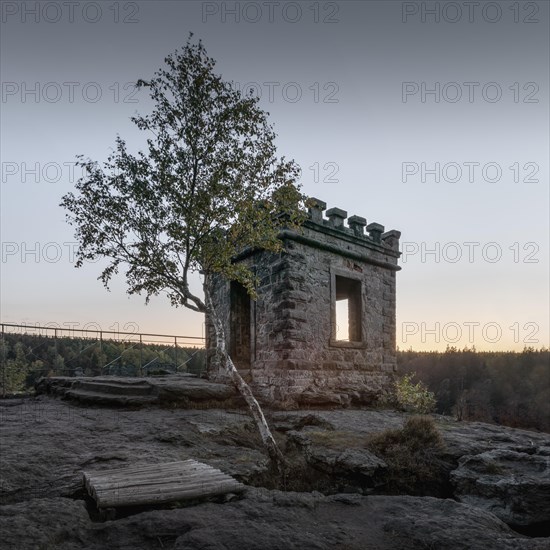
[{"left": 395, "top": 373, "right": 436, "bottom": 414}]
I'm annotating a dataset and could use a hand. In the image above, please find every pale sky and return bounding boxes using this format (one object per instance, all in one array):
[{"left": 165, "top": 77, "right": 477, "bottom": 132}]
[{"left": 1, "top": 1, "right": 549, "bottom": 351}]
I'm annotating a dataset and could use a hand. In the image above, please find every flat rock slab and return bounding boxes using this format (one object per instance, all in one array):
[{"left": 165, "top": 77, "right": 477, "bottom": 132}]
[
  {"left": 35, "top": 375, "right": 243, "bottom": 408},
  {"left": 83, "top": 459, "right": 246, "bottom": 509}
]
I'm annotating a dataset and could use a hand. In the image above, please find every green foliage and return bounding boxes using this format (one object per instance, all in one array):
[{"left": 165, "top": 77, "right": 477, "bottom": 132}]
[
  {"left": 395, "top": 373, "right": 436, "bottom": 414},
  {"left": 0, "top": 333, "right": 206, "bottom": 395},
  {"left": 0, "top": 341, "right": 29, "bottom": 394},
  {"left": 60, "top": 35, "right": 307, "bottom": 312}
]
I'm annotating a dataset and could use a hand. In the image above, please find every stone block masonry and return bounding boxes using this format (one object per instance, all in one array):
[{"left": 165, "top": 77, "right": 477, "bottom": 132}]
[{"left": 206, "top": 197, "right": 401, "bottom": 408}]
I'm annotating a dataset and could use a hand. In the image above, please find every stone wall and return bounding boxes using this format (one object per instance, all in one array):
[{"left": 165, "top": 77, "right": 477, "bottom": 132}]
[{"left": 206, "top": 198, "right": 401, "bottom": 407}]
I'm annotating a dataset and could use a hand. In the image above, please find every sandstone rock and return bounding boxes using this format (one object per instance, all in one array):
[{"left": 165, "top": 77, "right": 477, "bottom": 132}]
[
  {"left": 437, "top": 418, "right": 550, "bottom": 459},
  {"left": 298, "top": 390, "right": 351, "bottom": 407},
  {"left": 451, "top": 449, "right": 550, "bottom": 527},
  {"left": 271, "top": 412, "right": 334, "bottom": 432},
  {"left": 286, "top": 428, "right": 386, "bottom": 486},
  {"left": 1, "top": 491, "right": 545, "bottom": 550},
  {"left": 0, "top": 498, "right": 90, "bottom": 549},
  {"left": 306, "top": 446, "right": 387, "bottom": 479},
  {"left": 154, "top": 376, "right": 241, "bottom": 404},
  {"left": 368, "top": 495, "right": 548, "bottom": 550}
]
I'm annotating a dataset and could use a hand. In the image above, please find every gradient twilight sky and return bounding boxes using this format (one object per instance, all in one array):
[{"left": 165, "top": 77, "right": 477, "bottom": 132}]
[{"left": 1, "top": 0, "right": 548, "bottom": 351}]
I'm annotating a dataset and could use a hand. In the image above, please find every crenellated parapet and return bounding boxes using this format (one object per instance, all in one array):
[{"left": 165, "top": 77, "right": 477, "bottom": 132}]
[{"left": 305, "top": 197, "right": 401, "bottom": 256}]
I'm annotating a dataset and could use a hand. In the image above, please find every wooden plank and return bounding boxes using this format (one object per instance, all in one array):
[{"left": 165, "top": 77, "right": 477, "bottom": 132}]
[
  {"left": 92, "top": 472, "right": 242, "bottom": 493},
  {"left": 97, "top": 482, "right": 244, "bottom": 508},
  {"left": 92, "top": 473, "right": 234, "bottom": 493},
  {"left": 89, "top": 462, "right": 216, "bottom": 479},
  {"left": 83, "top": 461, "right": 212, "bottom": 487},
  {"left": 96, "top": 479, "right": 243, "bottom": 499},
  {"left": 92, "top": 478, "right": 238, "bottom": 500},
  {"left": 83, "top": 459, "right": 246, "bottom": 509},
  {"left": 93, "top": 477, "right": 242, "bottom": 497},
  {"left": 96, "top": 481, "right": 245, "bottom": 507},
  {"left": 91, "top": 487, "right": 244, "bottom": 508},
  {"left": 86, "top": 467, "right": 217, "bottom": 486},
  {"left": 86, "top": 470, "right": 226, "bottom": 493},
  {"left": 84, "top": 459, "right": 200, "bottom": 480},
  {"left": 83, "top": 460, "right": 221, "bottom": 485}
]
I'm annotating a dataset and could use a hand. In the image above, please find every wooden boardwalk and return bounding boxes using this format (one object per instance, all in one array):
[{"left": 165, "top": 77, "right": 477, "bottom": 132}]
[{"left": 83, "top": 459, "right": 246, "bottom": 508}]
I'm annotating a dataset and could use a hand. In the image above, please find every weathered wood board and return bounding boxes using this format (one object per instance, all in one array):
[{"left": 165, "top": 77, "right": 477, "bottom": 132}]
[{"left": 83, "top": 459, "right": 246, "bottom": 508}]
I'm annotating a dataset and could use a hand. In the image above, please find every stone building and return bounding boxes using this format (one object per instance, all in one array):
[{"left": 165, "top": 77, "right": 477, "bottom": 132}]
[{"left": 205, "top": 198, "right": 401, "bottom": 407}]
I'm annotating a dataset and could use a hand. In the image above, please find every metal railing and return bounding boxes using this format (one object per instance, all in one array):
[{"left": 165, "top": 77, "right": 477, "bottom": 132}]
[{"left": 0, "top": 323, "right": 206, "bottom": 397}]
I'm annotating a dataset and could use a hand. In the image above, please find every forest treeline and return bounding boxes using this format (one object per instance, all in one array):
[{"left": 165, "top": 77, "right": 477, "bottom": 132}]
[
  {"left": 0, "top": 332, "right": 206, "bottom": 394},
  {"left": 397, "top": 347, "right": 549, "bottom": 432}
]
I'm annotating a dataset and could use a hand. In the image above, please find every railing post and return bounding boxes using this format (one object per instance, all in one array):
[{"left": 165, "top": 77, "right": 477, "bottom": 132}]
[
  {"left": 139, "top": 334, "right": 143, "bottom": 377},
  {"left": 54, "top": 328, "right": 58, "bottom": 376},
  {"left": 174, "top": 336, "right": 178, "bottom": 373},
  {"left": 1, "top": 323, "right": 5, "bottom": 398},
  {"left": 99, "top": 331, "right": 103, "bottom": 376}
]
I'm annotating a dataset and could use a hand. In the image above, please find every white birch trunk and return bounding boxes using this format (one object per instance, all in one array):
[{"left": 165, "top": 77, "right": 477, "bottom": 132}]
[{"left": 204, "top": 286, "right": 285, "bottom": 472}]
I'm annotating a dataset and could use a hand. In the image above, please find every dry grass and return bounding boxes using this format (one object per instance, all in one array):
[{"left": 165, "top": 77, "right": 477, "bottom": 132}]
[
  {"left": 368, "top": 416, "right": 444, "bottom": 451},
  {"left": 482, "top": 461, "right": 506, "bottom": 475},
  {"left": 366, "top": 415, "right": 449, "bottom": 495}
]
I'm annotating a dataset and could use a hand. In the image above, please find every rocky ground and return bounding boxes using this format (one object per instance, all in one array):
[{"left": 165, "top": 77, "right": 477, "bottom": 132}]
[{"left": 0, "top": 395, "right": 549, "bottom": 549}]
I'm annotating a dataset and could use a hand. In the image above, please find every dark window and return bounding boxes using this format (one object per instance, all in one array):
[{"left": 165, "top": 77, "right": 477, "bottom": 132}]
[{"left": 230, "top": 281, "right": 251, "bottom": 369}]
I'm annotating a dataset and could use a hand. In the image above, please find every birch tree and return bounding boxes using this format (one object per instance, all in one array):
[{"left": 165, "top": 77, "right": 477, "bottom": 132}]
[{"left": 61, "top": 36, "right": 307, "bottom": 470}]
